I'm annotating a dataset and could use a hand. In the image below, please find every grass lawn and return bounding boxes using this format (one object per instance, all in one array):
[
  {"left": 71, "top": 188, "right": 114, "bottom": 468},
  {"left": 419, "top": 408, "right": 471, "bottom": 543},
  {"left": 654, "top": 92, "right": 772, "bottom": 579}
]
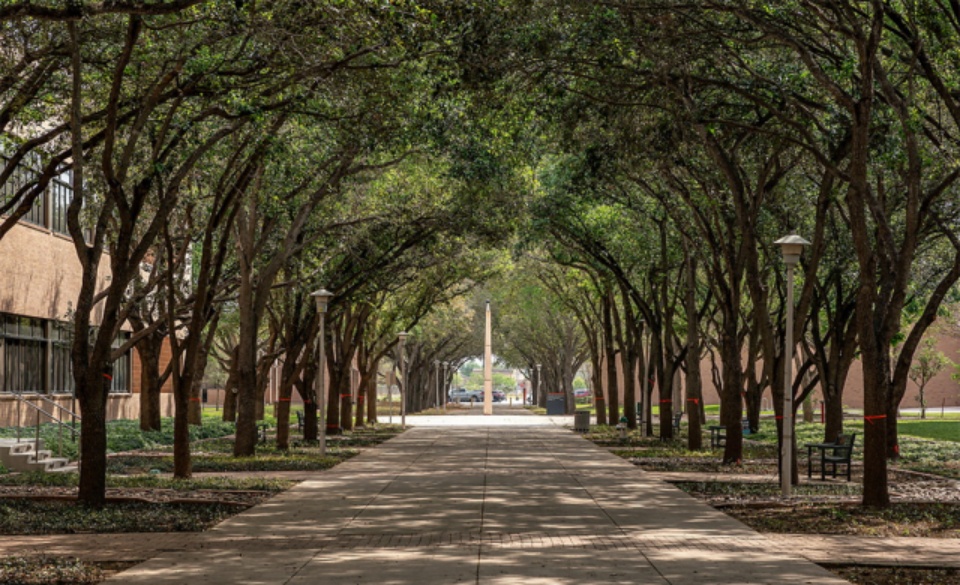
[{"left": 898, "top": 419, "right": 960, "bottom": 442}]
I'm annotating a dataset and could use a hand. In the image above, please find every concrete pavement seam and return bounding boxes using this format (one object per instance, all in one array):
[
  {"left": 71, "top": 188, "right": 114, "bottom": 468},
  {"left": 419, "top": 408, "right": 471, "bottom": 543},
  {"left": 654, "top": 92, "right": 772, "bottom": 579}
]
[
  {"left": 560, "top": 456, "right": 677, "bottom": 584},
  {"left": 276, "top": 428, "right": 442, "bottom": 585},
  {"left": 475, "top": 426, "right": 490, "bottom": 585}
]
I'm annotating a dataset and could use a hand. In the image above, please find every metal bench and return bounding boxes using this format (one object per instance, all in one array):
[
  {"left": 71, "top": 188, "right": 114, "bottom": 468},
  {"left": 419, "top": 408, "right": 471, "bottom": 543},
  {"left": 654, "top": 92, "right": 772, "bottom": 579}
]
[
  {"left": 708, "top": 418, "right": 752, "bottom": 448},
  {"left": 806, "top": 432, "right": 856, "bottom": 481}
]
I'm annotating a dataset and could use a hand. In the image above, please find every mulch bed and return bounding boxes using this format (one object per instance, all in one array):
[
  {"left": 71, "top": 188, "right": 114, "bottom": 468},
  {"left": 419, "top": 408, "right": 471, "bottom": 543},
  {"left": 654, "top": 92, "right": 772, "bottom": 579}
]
[
  {"left": 832, "top": 565, "right": 960, "bottom": 584},
  {"left": 724, "top": 501, "right": 960, "bottom": 538},
  {"left": 0, "top": 485, "right": 270, "bottom": 506}
]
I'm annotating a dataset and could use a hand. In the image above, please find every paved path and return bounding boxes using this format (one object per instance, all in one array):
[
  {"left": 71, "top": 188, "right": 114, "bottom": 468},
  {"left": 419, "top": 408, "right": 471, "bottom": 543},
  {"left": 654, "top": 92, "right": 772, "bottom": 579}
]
[{"left": 103, "top": 421, "right": 849, "bottom": 584}]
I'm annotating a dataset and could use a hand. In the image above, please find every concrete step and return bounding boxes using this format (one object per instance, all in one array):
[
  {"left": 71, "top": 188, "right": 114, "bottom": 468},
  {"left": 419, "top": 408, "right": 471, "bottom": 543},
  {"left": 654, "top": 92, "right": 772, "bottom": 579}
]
[
  {"left": 33, "top": 457, "right": 70, "bottom": 472},
  {"left": 29, "top": 449, "right": 54, "bottom": 462},
  {"left": 0, "top": 439, "right": 45, "bottom": 457},
  {"left": 0, "top": 440, "right": 71, "bottom": 472}
]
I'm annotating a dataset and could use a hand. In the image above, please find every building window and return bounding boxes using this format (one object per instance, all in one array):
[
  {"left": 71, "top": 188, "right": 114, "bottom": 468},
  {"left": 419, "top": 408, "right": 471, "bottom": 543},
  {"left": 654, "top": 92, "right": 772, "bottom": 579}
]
[
  {"left": 0, "top": 313, "right": 131, "bottom": 394},
  {"left": 50, "top": 171, "right": 72, "bottom": 235},
  {"left": 1, "top": 155, "right": 71, "bottom": 234},
  {"left": 111, "top": 332, "right": 131, "bottom": 394},
  {"left": 50, "top": 323, "right": 73, "bottom": 394},
  {"left": 0, "top": 315, "right": 46, "bottom": 393}
]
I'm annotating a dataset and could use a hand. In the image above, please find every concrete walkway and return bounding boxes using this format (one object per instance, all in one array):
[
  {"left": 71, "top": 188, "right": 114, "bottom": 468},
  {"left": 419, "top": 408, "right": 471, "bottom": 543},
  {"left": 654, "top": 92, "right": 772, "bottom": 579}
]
[{"left": 104, "top": 420, "right": 849, "bottom": 584}]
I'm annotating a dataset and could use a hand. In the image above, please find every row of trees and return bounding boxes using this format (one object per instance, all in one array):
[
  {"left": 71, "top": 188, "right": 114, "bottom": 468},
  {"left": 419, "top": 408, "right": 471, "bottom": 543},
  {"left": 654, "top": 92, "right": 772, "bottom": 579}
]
[
  {"left": 5, "top": 1, "right": 960, "bottom": 512},
  {"left": 0, "top": 1, "right": 526, "bottom": 506},
  {"left": 468, "top": 1, "right": 960, "bottom": 509}
]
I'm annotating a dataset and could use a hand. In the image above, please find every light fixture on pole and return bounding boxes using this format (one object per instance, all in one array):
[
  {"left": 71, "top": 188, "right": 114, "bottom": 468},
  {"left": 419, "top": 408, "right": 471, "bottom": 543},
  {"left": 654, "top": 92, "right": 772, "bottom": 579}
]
[
  {"left": 398, "top": 331, "right": 408, "bottom": 429},
  {"left": 774, "top": 234, "right": 810, "bottom": 498},
  {"left": 310, "top": 288, "right": 334, "bottom": 457}
]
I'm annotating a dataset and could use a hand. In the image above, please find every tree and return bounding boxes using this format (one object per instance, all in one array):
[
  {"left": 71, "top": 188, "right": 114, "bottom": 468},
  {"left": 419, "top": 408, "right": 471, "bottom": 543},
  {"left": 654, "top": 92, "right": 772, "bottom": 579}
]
[{"left": 909, "top": 338, "right": 953, "bottom": 420}]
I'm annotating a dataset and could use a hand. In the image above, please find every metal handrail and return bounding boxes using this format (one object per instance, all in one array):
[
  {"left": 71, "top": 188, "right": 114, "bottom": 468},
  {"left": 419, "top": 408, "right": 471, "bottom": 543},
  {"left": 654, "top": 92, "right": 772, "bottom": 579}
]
[
  {"left": 36, "top": 395, "right": 81, "bottom": 432},
  {"left": 11, "top": 393, "right": 80, "bottom": 459}
]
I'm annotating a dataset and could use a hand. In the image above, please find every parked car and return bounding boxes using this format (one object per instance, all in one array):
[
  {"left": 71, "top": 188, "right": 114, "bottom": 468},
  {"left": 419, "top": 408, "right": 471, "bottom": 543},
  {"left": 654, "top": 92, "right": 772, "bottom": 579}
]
[
  {"left": 448, "top": 388, "right": 506, "bottom": 403},
  {"left": 448, "top": 388, "right": 483, "bottom": 403},
  {"left": 574, "top": 388, "right": 591, "bottom": 399}
]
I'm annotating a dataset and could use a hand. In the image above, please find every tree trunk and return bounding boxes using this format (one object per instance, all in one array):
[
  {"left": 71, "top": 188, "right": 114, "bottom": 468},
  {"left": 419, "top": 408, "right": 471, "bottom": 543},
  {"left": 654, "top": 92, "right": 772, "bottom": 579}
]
[
  {"left": 221, "top": 347, "right": 239, "bottom": 422},
  {"left": 355, "top": 378, "right": 366, "bottom": 427},
  {"left": 137, "top": 341, "right": 163, "bottom": 432},
  {"left": 823, "top": 389, "right": 844, "bottom": 444},
  {"left": 339, "top": 371, "right": 353, "bottom": 432},
  {"left": 719, "top": 318, "right": 744, "bottom": 464},
  {"left": 802, "top": 396, "right": 814, "bottom": 423},
  {"left": 744, "top": 388, "right": 761, "bottom": 434},
  {"left": 172, "top": 382, "right": 192, "bottom": 479},
  {"left": 593, "top": 359, "right": 606, "bottom": 426},
  {"left": 297, "top": 363, "right": 319, "bottom": 442},
  {"left": 233, "top": 278, "right": 260, "bottom": 456},
  {"left": 367, "top": 358, "right": 379, "bottom": 424},
  {"left": 685, "top": 253, "right": 703, "bottom": 450},
  {"left": 76, "top": 368, "right": 109, "bottom": 508},
  {"left": 275, "top": 394, "right": 291, "bottom": 450},
  {"left": 188, "top": 375, "right": 204, "bottom": 426},
  {"left": 657, "top": 340, "right": 675, "bottom": 441}
]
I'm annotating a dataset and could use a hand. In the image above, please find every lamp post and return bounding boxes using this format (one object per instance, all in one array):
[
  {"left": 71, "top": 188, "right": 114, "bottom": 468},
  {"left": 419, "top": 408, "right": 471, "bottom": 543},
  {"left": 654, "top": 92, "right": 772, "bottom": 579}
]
[
  {"left": 434, "top": 360, "right": 441, "bottom": 411},
  {"left": 310, "top": 288, "right": 333, "bottom": 457},
  {"left": 774, "top": 234, "right": 810, "bottom": 497},
  {"left": 442, "top": 361, "right": 450, "bottom": 411},
  {"left": 483, "top": 300, "right": 493, "bottom": 415},
  {"left": 398, "top": 331, "right": 408, "bottom": 429},
  {"left": 535, "top": 363, "right": 542, "bottom": 406}
]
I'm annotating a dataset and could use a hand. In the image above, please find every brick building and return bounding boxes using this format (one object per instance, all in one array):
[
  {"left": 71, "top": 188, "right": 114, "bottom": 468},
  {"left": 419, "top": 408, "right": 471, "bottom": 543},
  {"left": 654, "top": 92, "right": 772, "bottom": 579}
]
[{"left": 0, "top": 161, "right": 171, "bottom": 427}]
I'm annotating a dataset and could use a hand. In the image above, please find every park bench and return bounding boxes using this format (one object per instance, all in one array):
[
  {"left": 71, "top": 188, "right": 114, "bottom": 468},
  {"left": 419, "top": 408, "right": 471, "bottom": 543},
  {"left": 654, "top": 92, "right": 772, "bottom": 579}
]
[
  {"left": 636, "top": 411, "right": 682, "bottom": 434},
  {"left": 708, "top": 418, "right": 752, "bottom": 448},
  {"left": 806, "top": 432, "right": 856, "bottom": 481},
  {"left": 257, "top": 422, "right": 270, "bottom": 444}
]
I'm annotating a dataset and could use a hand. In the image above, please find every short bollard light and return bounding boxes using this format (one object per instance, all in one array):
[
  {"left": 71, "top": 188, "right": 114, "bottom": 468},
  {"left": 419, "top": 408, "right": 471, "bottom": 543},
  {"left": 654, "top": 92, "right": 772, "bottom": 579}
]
[{"left": 616, "top": 416, "right": 629, "bottom": 442}]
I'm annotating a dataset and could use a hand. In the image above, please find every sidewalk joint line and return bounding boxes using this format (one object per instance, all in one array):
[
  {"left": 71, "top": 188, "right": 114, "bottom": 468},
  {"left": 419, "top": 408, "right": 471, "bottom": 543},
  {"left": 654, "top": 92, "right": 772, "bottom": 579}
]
[{"left": 476, "top": 426, "right": 490, "bottom": 585}]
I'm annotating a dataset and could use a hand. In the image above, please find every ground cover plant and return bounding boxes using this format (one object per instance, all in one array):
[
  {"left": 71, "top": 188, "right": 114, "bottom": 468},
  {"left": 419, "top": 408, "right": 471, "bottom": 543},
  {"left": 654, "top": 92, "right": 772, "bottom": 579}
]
[
  {"left": 0, "top": 500, "right": 240, "bottom": 534},
  {"left": 833, "top": 565, "right": 960, "bottom": 585},
  {"left": 0, "top": 472, "right": 293, "bottom": 493},
  {"left": 0, "top": 555, "right": 105, "bottom": 584},
  {"left": 0, "top": 414, "right": 237, "bottom": 462},
  {"left": 105, "top": 451, "right": 354, "bottom": 474},
  {"left": 724, "top": 502, "right": 960, "bottom": 538},
  {"left": 675, "top": 481, "right": 862, "bottom": 500}
]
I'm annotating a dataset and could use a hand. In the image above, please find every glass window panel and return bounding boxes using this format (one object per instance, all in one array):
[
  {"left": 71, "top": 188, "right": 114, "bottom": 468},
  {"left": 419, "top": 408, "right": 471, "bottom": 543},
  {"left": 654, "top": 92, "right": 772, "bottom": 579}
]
[
  {"left": 110, "top": 332, "right": 131, "bottom": 393},
  {"left": 50, "top": 174, "right": 71, "bottom": 235}
]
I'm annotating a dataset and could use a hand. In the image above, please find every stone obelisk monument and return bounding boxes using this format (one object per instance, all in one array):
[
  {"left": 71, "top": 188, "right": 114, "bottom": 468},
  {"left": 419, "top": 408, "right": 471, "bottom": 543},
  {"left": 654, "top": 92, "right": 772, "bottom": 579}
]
[{"left": 483, "top": 300, "right": 493, "bottom": 415}]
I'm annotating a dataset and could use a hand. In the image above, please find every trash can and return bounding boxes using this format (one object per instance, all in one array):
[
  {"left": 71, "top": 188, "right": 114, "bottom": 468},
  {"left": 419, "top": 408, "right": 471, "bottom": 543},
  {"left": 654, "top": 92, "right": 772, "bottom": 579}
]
[
  {"left": 546, "top": 392, "right": 565, "bottom": 415},
  {"left": 574, "top": 410, "right": 590, "bottom": 433}
]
